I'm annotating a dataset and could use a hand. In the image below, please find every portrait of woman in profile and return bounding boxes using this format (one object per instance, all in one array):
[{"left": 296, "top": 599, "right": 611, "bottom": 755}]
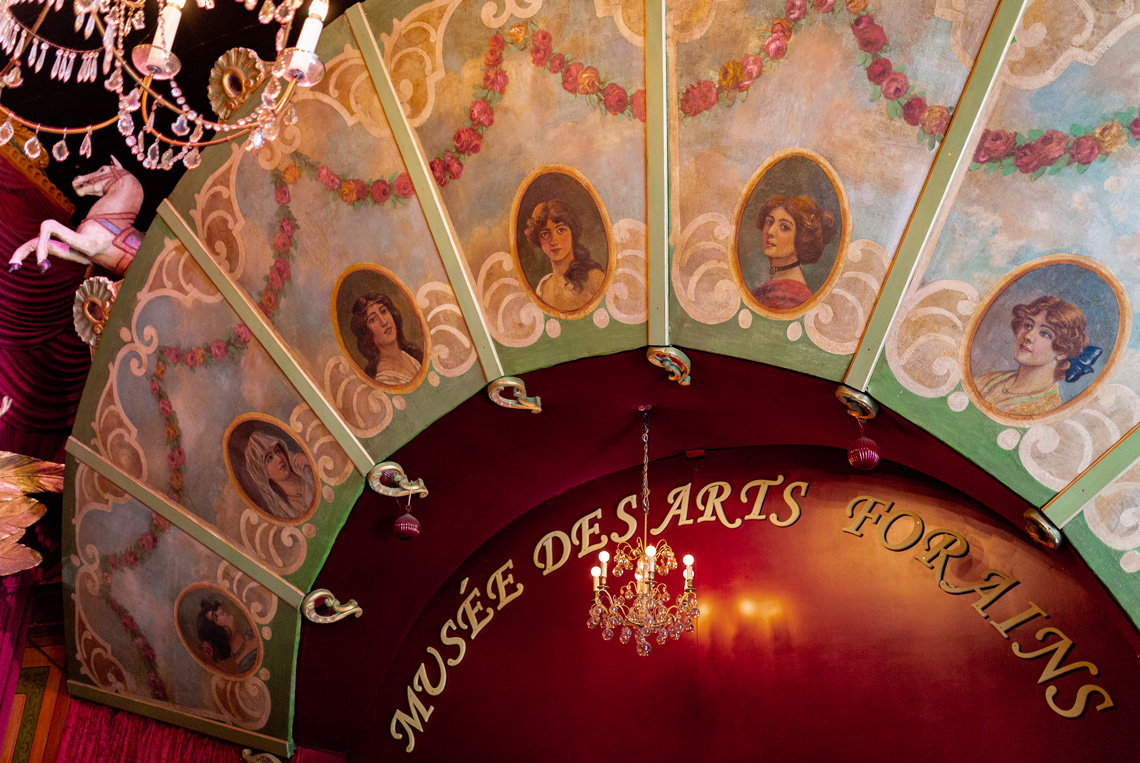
[
  {"left": 750, "top": 194, "right": 836, "bottom": 310},
  {"left": 524, "top": 198, "right": 605, "bottom": 312},
  {"left": 973, "top": 295, "right": 1100, "bottom": 416},
  {"left": 244, "top": 430, "right": 315, "bottom": 521},
  {"left": 196, "top": 598, "right": 259, "bottom": 676},
  {"left": 349, "top": 292, "right": 424, "bottom": 386}
]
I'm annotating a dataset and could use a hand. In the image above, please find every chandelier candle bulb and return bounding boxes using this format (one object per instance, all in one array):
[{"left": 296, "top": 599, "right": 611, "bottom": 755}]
[
  {"left": 296, "top": 0, "right": 329, "bottom": 53},
  {"left": 598, "top": 550, "right": 609, "bottom": 582},
  {"left": 150, "top": 0, "right": 185, "bottom": 59},
  {"left": 591, "top": 567, "right": 601, "bottom": 591}
]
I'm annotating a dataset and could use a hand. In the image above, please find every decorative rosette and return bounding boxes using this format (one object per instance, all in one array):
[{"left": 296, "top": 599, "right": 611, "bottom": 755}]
[
  {"left": 72, "top": 276, "right": 119, "bottom": 347},
  {"left": 208, "top": 48, "right": 268, "bottom": 120}
]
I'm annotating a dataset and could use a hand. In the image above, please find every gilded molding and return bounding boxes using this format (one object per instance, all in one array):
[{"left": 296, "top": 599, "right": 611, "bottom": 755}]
[
  {"left": 367, "top": 461, "right": 428, "bottom": 498},
  {"left": 647, "top": 347, "right": 691, "bottom": 386},
  {"left": 301, "top": 588, "right": 363, "bottom": 624},
  {"left": 487, "top": 376, "right": 542, "bottom": 413}
]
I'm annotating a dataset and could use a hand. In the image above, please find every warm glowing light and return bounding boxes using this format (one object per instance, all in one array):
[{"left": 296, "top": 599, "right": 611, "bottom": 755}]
[
  {"left": 645, "top": 545, "right": 656, "bottom": 557},
  {"left": 738, "top": 598, "right": 756, "bottom": 617},
  {"left": 598, "top": 551, "right": 610, "bottom": 563},
  {"left": 590, "top": 566, "right": 601, "bottom": 578},
  {"left": 682, "top": 554, "right": 694, "bottom": 566}
]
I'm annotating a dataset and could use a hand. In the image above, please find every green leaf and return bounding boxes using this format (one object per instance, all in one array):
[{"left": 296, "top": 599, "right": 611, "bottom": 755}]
[
  {"left": 894, "top": 65, "right": 905, "bottom": 74},
  {"left": 1027, "top": 129, "right": 1044, "bottom": 140},
  {"left": 1047, "top": 163, "right": 1064, "bottom": 175},
  {"left": 918, "top": 131, "right": 925, "bottom": 143},
  {"left": 1030, "top": 166, "right": 1046, "bottom": 180},
  {"left": 917, "top": 91, "right": 925, "bottom": 98},
  {"left": 968, "top": 161, "right": 982, "bottom": 171},
  {"left": 1001, "top": 164, "right": 1017, "bottom": 176},
  {"left": 1001, "top": 155, "right": 1015, "bottom": 167},
  {"left": 1014, "top": 132, "right": 1027, "bottom": 146},
  {"left": 984, "top": 161, "right": 1000, "bottom": 174},
  {"left": 1077, "top": 162, "right": 1088, "bottom": 174},
  {"left": 870, "top": 88, "right": 881, "bottom": 101},
  {"left": 906, "top": 85, "right": 915, "bottom": 96},
  {"left": 1070, "top": 124, "right": 1085, "bottom": 137},
  {"left": 927, "top": 135, "right": 936, "bottom": 150},
  {"left": 1097, "top": 153, "right": 1107, "bottom": 162}
]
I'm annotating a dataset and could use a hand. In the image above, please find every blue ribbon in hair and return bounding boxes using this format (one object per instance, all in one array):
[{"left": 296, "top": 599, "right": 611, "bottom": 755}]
[{"left": 1065, "top": 345, "right": 1102, "bottom": 383}]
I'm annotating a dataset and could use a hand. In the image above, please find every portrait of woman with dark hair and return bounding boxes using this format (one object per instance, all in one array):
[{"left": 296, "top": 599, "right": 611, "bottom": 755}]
[
  {"left": 750, "top": 194, "right": 836, "bottom": 310},
  {"left": 349, "top": 292, "right": 424, "bottom": 386},
  {"left": 524, "top": 198, "right": 605, "bottom": 312},
  {"left": 196, "top": 598, "right": 258, "bottom": 675},
  {"left": 243, "top": 430, "right": 315, "bottom": 521},
  {"left": 973, "top": 295, "right": 1101, "bottom": 416}
]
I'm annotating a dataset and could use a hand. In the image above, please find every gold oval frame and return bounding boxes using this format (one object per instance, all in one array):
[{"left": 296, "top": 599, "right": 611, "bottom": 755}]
[
  {"left": 961, "top": 254, "right": 1131, "bottom": 427},
  {"left": 330, "top": 264, "right": 430, "bottom": 394},
  {"left": 731, "top": 147, "right": 851, "bottom": 320},
  {"left": 508, "top": 164, "right": 615, "bottom": 321},
  {"left": 222, "top": 412, "right": 321, "bottom": 526},
  {"left": 174, "top": 582, "right": 264, "bottom": 680}
]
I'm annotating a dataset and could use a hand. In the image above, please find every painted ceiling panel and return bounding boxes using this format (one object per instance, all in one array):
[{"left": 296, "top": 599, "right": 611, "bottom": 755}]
[
  {"left": 369, "top": 0, "right": 651, "bottom": 375},
  {"left": 63, "top": 455, "right": 300, "bottom": 752},
  {"left": 68, "top": 219, "right": 363, "bottom": 591},
  {"left": 870, "top": 0, "right": 1140, "bottom": 506},
  {"left": 668, "top": 0, "right": 999, "bottom": 379}
]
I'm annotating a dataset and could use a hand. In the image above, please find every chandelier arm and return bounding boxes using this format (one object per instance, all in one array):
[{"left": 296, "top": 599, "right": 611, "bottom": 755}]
[{"left": 0, "top": 102, "right": 119, "bottom": 136}]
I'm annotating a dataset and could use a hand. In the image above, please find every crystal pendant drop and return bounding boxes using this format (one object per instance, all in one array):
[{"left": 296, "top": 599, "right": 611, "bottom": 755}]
[
  {"left": 160, "top": 148, "right": 174, "bottom": 170},
  {"left": 244, "top": 0, "right": 256, "bottom": 9},
  {"left": 257, "top": 0, "right": 274, "bottom": 23},
  {"left": 104, "top": 68, "right": 122, "bottom": 92},
  {"left": 273, "top": 2, "right": 290, "bottom": 23},
  {"left": 2, "top": 65, "right": 22, "bottom": 88},
  {"left": 22, "top": 132, "right": 41, "bottom": 159},
  {"left": 145, "top": 141, "right": 159, "bottom": 165},
  {"left": 117, "top": 112, "right": 133, "bottom": 136},
  {"left": 51, "top": 137, "right": 68, "bottom": 161},
  {"left": 0, "top": 118, "right": 12, "bottom": 145},
  {"left": 261, "top": 118, "right": 279, "bottom": 141},
  {"left": 283, "top": 105, "right": 298, "bottom": 126},
  {"left": 183, "top": 147, "right": 201, "bottom": 169},
  {"left": 171, "top": 113, "right": 190, "bottom": 136},
  {"left": 83, "top": 13, "right": 95, "bottom": 38},
  {"left": 144, "top": 109, "right": 155, "bottom": 132},
  {"left": 244, "top": 128, "right": 265, "bottom": 152},
  {"left": 79, "top": 128, "right": 92, "bottom": 157},
  {"left": 123, "top": 88, "right": 141, "bottom": 112},
  {"left": 275, "top": 27, "right": 286, "bottom": 53},
  {"left": 189, "top": 122, "right": 204, "bottom": 142}
]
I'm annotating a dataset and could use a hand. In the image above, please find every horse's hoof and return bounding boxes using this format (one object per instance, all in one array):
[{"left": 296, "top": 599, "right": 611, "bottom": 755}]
[
  {"left": 7, "top": 262, "right": 21, "bottom": 274},
  {"left": 38, "top": 259, "right": 51, "bottom": 273}
]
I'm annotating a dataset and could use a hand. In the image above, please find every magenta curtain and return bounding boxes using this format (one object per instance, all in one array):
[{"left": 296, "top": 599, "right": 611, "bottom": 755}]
[
  {"left": 0, "top": 157, "right": 92, "bottom": 462},
  {"left": 58, "top": 698, "right": 347, "bottom": 762},
  {"left": 0, "top": 570, "right": 34, "bottom": 738}
]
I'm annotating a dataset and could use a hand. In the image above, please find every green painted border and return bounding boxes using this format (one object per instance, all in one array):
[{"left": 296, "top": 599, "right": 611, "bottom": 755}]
[
  {"left": 1064, "top": 515, "right": 1140, "bottom": 634},
  {"left": 157, "top": 200, "right": 374, "bottom": 476},
  {"left": 646, "top": 0, "right": 669, "bottom": 346},
  {"left": 1045, "top": 424, "right": 1140, "bottom": 528},
  {"left": 346, "top": 3, "right": 504, "bottom": 383},
  {"left": 66, "top": 437, "right": 305, "bottom": 608},
  {"left": 843, "top": 0, "right": 1030, "bottom": 390},
  {"left": 67, "top": 681, "right": 295, "bottom": 757}
]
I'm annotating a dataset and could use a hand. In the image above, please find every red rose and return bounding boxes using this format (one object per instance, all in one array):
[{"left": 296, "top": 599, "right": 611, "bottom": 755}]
[
  {"left": 530, "top": 30, "right": 552, "bottom": 67},
  {"left": 124, "top": 550, "right": 138, "bottom": 567},
  {"left": 488, "top": 33, "right": 505, "bottom": 51},
  {"left": 273, "top": 231, "right": 291, "bottom": 253},
  {"left": 484, "top": 47, "right": 502, "bottom": 69},
  {"left": 577, "top": 66, "right": 600, "bottom": 95},
  {"left": 445, "top": 152, "right": 463, "bottom": 181},
  {"left": 880, "top": 71, "right": 908, "bottom": 100},
  {"left": 973, "top": 129, "right": 1015, "bottom": 164},
  {"left": 273, "top": 259, "right": 290, "bottom": 281},
  {"left": 1069, "top": 135, "right": 1099, "bottom": 165},
  {"left": 268, "top": 270, "right": 283, "bottom": 290},
  {"left": 430, "top": 158, "right": 447, "bottom": 187},
  {"left": 108, "top": 554, "right": 119, "bottom": 570},
  {"left": 851, "top": 13, "right": 876, "bottom": 33},
  {"left": 866, "top": 57, "right": 891, "bottom": 85},
  {"left": 603, "top": 83, "right": 628, "bottom": 115},
  {"left": 140, "top": 531, "right": 157, "bottom": 551},
  {"left": 317, "top": 165, "right": 339, "bottom": 190},
  {"left": 561, "top": 61, "right": 584, "bottom": 93},
  {"left": 274, "top": 185, "right": 289, "bottom": 205},
  {"left": 764, "top": 35, "right": 788, "bottom": 60},
  {"left": 785, "top": 0, "right": 806, "bottom": 21},
  {"left": 184, "top": 349, "right": 196, "bottom": 367},
  {"left": 260, "top": 289, "right": 278, "bottom": 314},
  {"left": 771, "top": 18, "right": 792, "bottom": 39},
  {"left": 1014, "top": 129, "right": 1069, "bottom": 173},
  {"left": 279, "top": 218, "right": 295, "bottom": 237},
  {"left": 158, "top": 399, "right": 173, "bottom": 418},
  {"left": 740, "top": 54, "right": 763, "bottom": 86},
  {"left": 370, "top": 179, "right": 391, "bottom": 203},
  {"left": 163, "top": 346, "right": 179, "bottom": 365},
  {"left": 697, "top": 80, "right": 717, "bottom": 111},
  {"left": 483, "top": 67, "right": 508, "bottom": 93},
  {"left": 1131, "top": 116, "right": 1140, "bottom": 141},
  {"left": 209, "top": 338, "right": 227, "bottom": 359},
  {"left": 152, "top": 513, "right": 171, "bottom": 531},
  {"left": 353, "top": 179, "right": 367, "bottom": 200},
  {"left": 121, "top": 614, "right": 138, "bottom": 632},
  {"left": 855, "top": 22, "right": 886, "bottom": 53},
  {"left": 920, "top": 105, "right": 950, "bottom": 136},
  {"left": 235, "top": 322, "right": 252, "bottom": 343},
  {"left": 814, "top": 0, "right": 836, "bottom": 10},
  {"left": 902, "top": 95, "right": 926, "bottom": 126},
  {"left": 453, "top": 126, "right": 483, "bottom": 155},
  {"left": 469, "top": 99, "right": 494, "bottom": 127},
  {"left": 631, "top": 89, "right": 647, "bottom": 122},
  {"left": 548, "top": 53, "right": 565, "bottom": 74},
  {"left": 680, "top": 81, "right": 717, "bottom": 117},
  {"left": 168, "top": 446, "right": 185, "bottom": 469},
  {"left": 394, "top": 173, "right": 415, "bottom": 199},
  {"left": 150, "top": 379, "right": 161, "bottom": 395}
]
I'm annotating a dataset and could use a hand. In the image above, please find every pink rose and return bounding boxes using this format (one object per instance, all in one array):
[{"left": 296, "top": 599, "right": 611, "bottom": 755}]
[
  {"left": 273, "top": 259, "right": 290, "bottom": 282},
  {"left": 273, "top": 231, "right": 291, "bottom": 254},
  {"left": 235, "top": 322, "right": 252, "bottom": 343},
  {"left": 1131, "top": 116, "right": 1140, "bottom": 141},
  {"left": 785, "top": 0, "right": 806, "bottom": 21},
  {"left": 484, "top": 47, "right": 502, "bottom": 69},
  {"left": 163, "top": 346, "right": 179, "bottom": 365},
  {"left": 370, "top": 179, "right": 390, "bottom": 203},
  {"left": 483, "top": 67, "right": 508, "bottom": 94},
  {"left": 469, "top": 99, "right": 494, "bottom": 127},
  {"left": 150, "top": 379, "right": 161, "bottom": 395},
  {"left": 453, "top": 126, "right": 483, "bottom": 155},
  {"left": 764, "top": 35, "right": 788, "bottom": 60},
  {"left": 680, "top": 80, "right": 717, "bottom": 117},
  {"left": 135, "top": 638, "right": 156, "bottom": 663},
  {"left": 279, "top": 218, "right": 295, "bottom": 237},
  {"left": 603, "top": 83, "right": 628, "bottom": 115},
  {"left": 395, "top": 173, "right": 415, "bottom": 199},
  {"left": 548, "top": 53, "right": 565, "bottom": 74},
  {"left": 866, "top": 57, "right": 891, "bottom": 85},
  {"left": 209, "top": 339, "right": 227, "bottom": 359},
  {"left": 561, "top": 61, "right": 584, "bottom": 93},
  {"left": 880, "top": 71, "right": 908, "bottom": 101},
  {"left": 739, "top": 54, "right": 763, "bottom": 87},
  {"left": 148, "top": 672, "right": 167, "bottom": 701},
  {"left": 1069, "top": 135, "right": 1099, "bottom": 165},
  {"left": 972, "top": 129, "right": 1015, "bottom": 164},
  {"left": 430, "top": 158, "right": 448, "bottom": 187},
  {"left": 814, "top": 0, "right": 836, "bottom": 10},
  {"left": 158, "top": 399, "right": 173, "bottom": 418},
  {"left": 274, "top": 185, "right": 289, "bottom": 205},
  {"left": 123, "top": 550, "right": 138, "bottom": 567},
  {"left": 919, "top": 105, "right": 950, "bottom": 136},
  {"left": 317, "top": 165, "right": 339, "bottom": 190},
  {"left": 268, "top": 270, "right": 283, "bottom": 290},
  {"left": 167, "top": 447, "right": 185, "bottom": 469},
  {"left": 631, "top": 89, "right": 647, "bottom": 122},
  {"left": 140, "top": 531, "right": 157, "bottom": 551},
  {"left": 184, "top": 349, "right": 197, "bottom": 367},
  {"left": 152, "top": 513, "right": 171, "bottom": 531},
  {"left": 854, "top": 21, "right": 886, "bottom": 53},
  {"left": 444, "top": 152, "right": 463, "bottom": 181},
  {"left": 108, "top": 554, "right": 119, "bottom": 570},
  {"left": 121, "top": 614, "right": 137, "bottom": 632},
  {"left": 530, "top": 30, "right": 552, "bottom": 67}
]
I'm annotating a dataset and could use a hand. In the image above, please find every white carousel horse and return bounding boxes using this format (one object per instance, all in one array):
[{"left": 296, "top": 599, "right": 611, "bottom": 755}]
[{"left": 8, "top": 156, "right": 143, "bottom": 277}]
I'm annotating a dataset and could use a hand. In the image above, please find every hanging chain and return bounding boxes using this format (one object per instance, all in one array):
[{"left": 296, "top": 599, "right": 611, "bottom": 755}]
[{"left": 641, "top": 407, "right": 651, "bottom": 516}]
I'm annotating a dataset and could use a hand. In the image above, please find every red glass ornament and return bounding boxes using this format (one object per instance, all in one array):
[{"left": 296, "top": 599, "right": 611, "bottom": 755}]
[
  {"left": 847, "top": 435, "right": 880, "bottom": 471},
  {"left": 394, "top": 512, "right": 421, "bottom": 540}
]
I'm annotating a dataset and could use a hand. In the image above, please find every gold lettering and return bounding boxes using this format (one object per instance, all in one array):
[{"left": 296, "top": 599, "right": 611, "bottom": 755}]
[
  {"left": 533, "top": 530, "right": 571, "bottom": 575},
  {"left": 878, "top": 509, "right": 924, "bottom": 551},
  {"left": 771, "top": 481, "right": 808, "bottom": 527},
  {"left": 1011, "top": 627, "right": 1099, "bottom": 684},
  {"left": 486, "top": 559, "right": 524, "bottom": 611},
  {"left": 843, "top": 496, "right": 893, "bottom": 536},
  {"left": 940, "top": 569, "right": 1019, "bottom": 614},
  {"left": 572, "top": 509, "right": 607, "bottom": 557},
  {"left": 390, "top": 686, "right": 433, "bottom": 753},
  {"left": 741, "top": 476, "right": 784, "bottom": 521},
  {"left": 913, "top": 529, "right": 969, "bottom": 583},
  {"left": 991, "top": 603, "right": 1049, "bottom": 639},
  {"left": 611, "top": 494, "right": 638, "bottom": 543},
  {"left": 696, "top": 481, "right": 741, "bottom": 528},
  {"left": 439, "top": 619, "right": 466, "bottom": 667},
  {"left": 413, "top": 647, "right": 447, "bottom": 696},
  {"left": 651, "top": 483, "right": 694, "bottom": 535},
  {"left": 1045, "top": 683, "right": 1115, "bottom": 718},
  {"left": 456, "top": 581, "right": 493, "bottom": 638}
]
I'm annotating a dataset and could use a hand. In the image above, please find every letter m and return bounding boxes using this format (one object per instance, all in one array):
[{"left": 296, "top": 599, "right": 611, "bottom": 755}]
[{"left": 391, "top": 686, "right": 434, "bottom": 753}]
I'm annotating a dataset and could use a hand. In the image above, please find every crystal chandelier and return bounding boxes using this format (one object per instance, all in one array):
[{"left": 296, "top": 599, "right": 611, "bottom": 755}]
[
  {"left": 0, "top": 0, "right": 329, "bottom": 171},
  {"left": 587, "top": 406, "right": 699, "bottom": 656}
]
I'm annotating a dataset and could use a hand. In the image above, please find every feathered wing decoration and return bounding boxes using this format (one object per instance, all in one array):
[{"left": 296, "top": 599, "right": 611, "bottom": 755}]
[
  {"left": 0, "top": 397, "right": 64, "bottom": 574},
  {"left": 0, "top": 453, "right": 65, "bottom": 498}
]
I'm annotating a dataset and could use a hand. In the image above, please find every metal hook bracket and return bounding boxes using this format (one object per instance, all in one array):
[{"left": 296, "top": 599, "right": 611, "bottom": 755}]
[
  {"left": 302, "top": 588, "right": 363, "bottom": 624},
  {"left": 647, "top": 346, "right": 691, "bottom": 386},
  {"left": 835, "top": 384, "right": 879, "bottom": 421},
  {"left": 1023, "top": 509, "right": 1063, "bottom": 550},
  {"left": 241, "top": 750, "right": 282, "bottom": 763},
  {"left": 367, "top": 461, "right": 428, "bottom": 498},
  {"left": 487, "top": 376, "right": 542, "bottom": 413}
]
